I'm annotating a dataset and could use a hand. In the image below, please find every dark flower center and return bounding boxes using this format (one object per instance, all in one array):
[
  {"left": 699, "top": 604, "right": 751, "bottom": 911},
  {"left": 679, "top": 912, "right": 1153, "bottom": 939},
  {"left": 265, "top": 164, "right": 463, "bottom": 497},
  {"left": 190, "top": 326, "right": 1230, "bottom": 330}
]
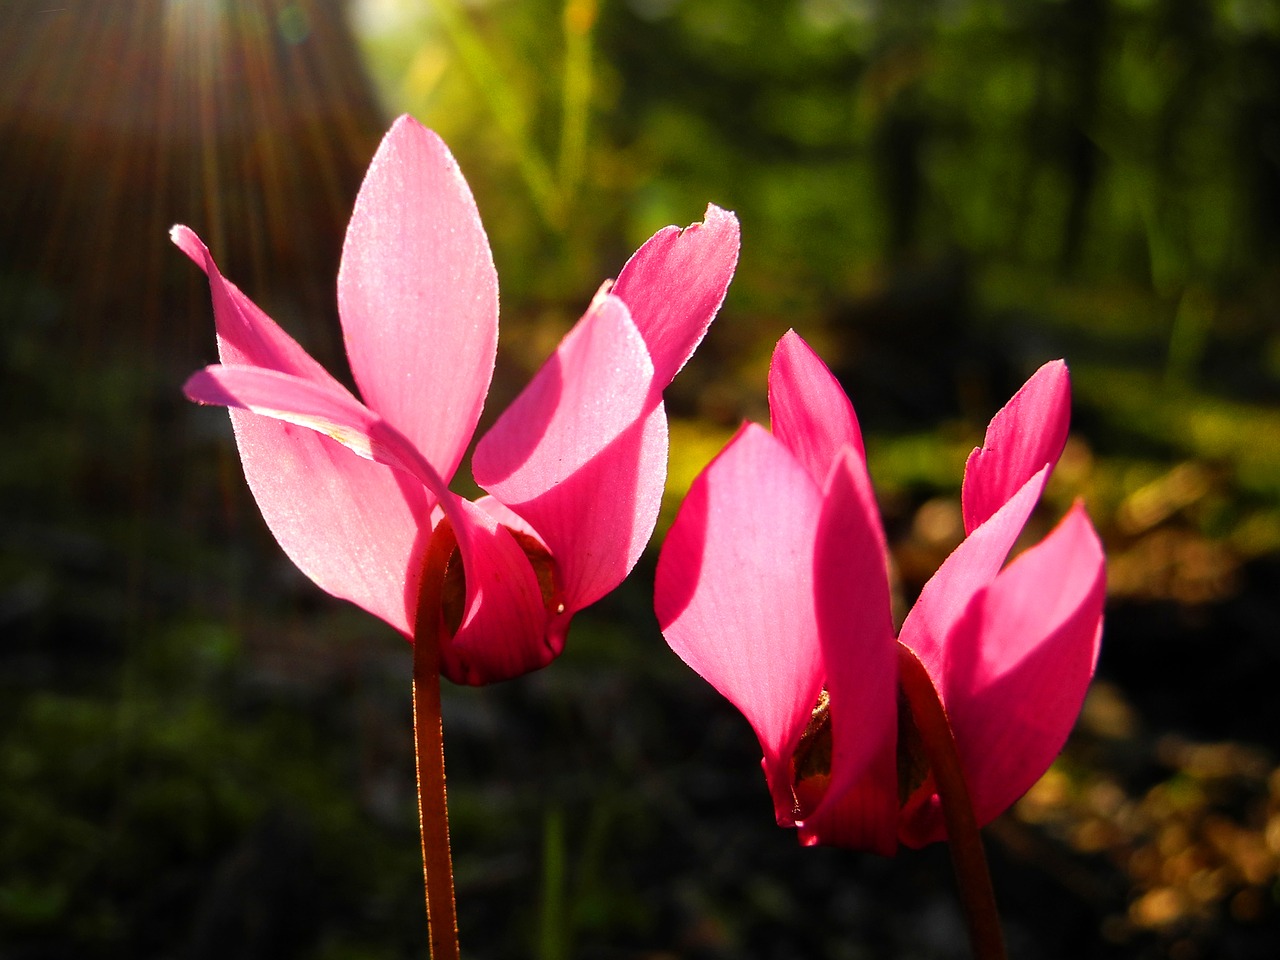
[{"left": 788, "top": 682, "right": 935, "bottom": 818}]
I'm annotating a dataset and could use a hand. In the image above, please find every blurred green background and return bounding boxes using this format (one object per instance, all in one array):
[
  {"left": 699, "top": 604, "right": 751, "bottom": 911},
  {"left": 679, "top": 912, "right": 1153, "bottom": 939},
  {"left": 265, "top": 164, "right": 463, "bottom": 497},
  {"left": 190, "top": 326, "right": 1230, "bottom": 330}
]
[{"left": 3, "top": 0, "right": 1279, "bottom": 957}]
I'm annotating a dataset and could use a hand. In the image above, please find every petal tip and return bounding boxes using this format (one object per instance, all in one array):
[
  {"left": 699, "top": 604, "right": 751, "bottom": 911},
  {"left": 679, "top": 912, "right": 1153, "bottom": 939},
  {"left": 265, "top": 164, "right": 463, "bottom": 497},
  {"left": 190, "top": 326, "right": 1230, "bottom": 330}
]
[{"left": 170, "top": 224, "right": 210, "bottom": 269}]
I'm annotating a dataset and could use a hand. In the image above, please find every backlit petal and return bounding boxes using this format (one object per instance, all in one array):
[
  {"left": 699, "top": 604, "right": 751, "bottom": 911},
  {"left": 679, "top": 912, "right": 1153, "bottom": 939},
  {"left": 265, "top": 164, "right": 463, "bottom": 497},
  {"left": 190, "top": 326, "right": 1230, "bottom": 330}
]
[
  {"left": 175, "top": 227, "right": 428, "bottom": 634},
  {"left": 768, "top": 330, "right": 865, "bottom": 487},
  {"left": 940, "top": 503, "right": 1104, "bottom": 832},
  {"left": 338, "top": 115, "right": 498, "bottom": 482},
  {"left": 804, "top": 448, "right": 899, "bottom": 854},
  {"left": 612, "top": 204, "right": 740, "bottom": 389},
  {"left": 898, "top": 465, "right": 1051, "bottom": 680},
  {"left": 226, "top": 411, "right": 431, "bottom": 634},
  {"left": 473, "top": 294, "right": 665, "bottom": 612},
  {"left": 171, "top": 225, "right": 338, "bottom": 384},
  {"left": 186, "top": 365, "right": 548, "bottom": 679},
  {"left": 655, "top": 424, "right": 824, "bottom": 820},
  {"left": 184, "top": 365, "right": 451, "bottom": 499},
  {"left": 962, "top": 361, "right": 1070, "bottom": 535}
]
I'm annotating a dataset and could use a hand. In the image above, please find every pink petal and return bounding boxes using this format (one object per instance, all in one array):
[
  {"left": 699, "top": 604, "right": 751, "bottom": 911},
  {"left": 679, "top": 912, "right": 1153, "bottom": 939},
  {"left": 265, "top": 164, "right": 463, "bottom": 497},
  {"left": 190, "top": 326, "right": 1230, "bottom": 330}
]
[
  {"left": 337, "top": 115, "right": 499, "bottom": 483},
  {"left": 962, "top": 361, "right": 1071, "bottom": 535},
  {"left": 898, "top": 464, "right": 1052, "bottom": 681},
  {"left": 171, "top": 225, "right": 339, "bottom": 384},
  {"left": 473, "top": 294, "right": 666, "bottom": 612},
  {"left": 938, "top": 503, "right": 1105, "bottom": 834},
  {"left": 612, "top": 204, "right": 740, "bottom": 389},
  {"left": 437, "top": 497, "right": 559, "bottom": 686},
  {"left": 184, "top": 365, "right": 452, "bottom": 499},
  {"left": 768, "top": 330, "right": 865, "bottom": 487},
  {"left": 186, "top": 365, "right": 548, "bottom": 682},
  {"left": 797, "top": 760, "right": 899, "bottom": 855},
  {"left": 803, "top": 448, "right": 899, "bottom": 854},
  {"left": 655, "top": 423, "right": 825, "bottom": 823},
  {"left": 230, "top": 410, "right": 431, "bottom": 634},
  {"left": 175, "top": 227, "right": 430, "bottom": 634}
]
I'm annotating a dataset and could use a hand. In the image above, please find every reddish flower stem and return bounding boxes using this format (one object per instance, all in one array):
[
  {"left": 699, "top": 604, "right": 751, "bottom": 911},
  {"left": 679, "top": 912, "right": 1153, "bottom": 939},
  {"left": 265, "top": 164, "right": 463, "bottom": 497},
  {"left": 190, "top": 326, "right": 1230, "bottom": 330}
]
[
  {"left": 897, "top": 643, "right": 1007, "bottom": 960},
  {"left": 413, "top": 524, "right": 461, "bottom": 960}
]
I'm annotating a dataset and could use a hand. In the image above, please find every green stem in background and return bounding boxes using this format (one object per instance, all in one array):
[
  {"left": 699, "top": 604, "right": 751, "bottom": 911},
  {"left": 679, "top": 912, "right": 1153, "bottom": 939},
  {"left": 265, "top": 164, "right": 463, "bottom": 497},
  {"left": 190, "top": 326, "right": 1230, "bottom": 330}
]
[
  {"left": 536, "top": 805, "right": 568, "bottom": 960},
  {"left": 897, "top": 644, "right": 1007, "bottom": 960},
  {"left": 558, "top": 0, "right": 596, "bottom": 205},
  {"left": 431, "top": 0, "right": 562, "bottom": 228},
  {"left": 413, "top": 522, "right": 461, "bottom": 960}
]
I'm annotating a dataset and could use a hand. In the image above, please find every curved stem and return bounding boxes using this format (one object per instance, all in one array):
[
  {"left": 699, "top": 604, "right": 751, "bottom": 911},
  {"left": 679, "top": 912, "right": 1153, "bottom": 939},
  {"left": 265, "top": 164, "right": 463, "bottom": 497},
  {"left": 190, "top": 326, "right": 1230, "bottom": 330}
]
[
  {"left": 897, "top": 643, "right": 1007, "bottom": 960},
  {"left": 413, "top": 523, "right": 461, "bottom": 960}
]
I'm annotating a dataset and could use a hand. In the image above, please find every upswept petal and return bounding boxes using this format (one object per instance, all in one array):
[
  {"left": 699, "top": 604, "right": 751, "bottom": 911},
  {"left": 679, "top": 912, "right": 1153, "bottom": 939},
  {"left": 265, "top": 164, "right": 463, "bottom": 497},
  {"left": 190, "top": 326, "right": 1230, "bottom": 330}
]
[
  {"left": 612, "top": 204, "right": 740, "bottom": 389},
  {"left": 184, "top": 365, "right": 548, "bottom": 684},
  {"left": 337, "top": 115, "right": 499, "bottom": 483},
  {"left": 805, "top": 448, "right": 899, "bottom": 854},
  {"left": 768, "top": 330, "right": 865, "bottom": 487},
  {"left": 473, "top": 294, "right": 666, "bottom": 612},
  {"left": 171, "top": 225, "right": 338, "bottom": 384},
  {"left": 898, "top": 464, "right": 1051, "bottom": 681},
  {"left": 962, "top": 361, "right": 1071, "bottom": 535},
  {"left": 175, "top": 226, "right": 429, "bottom": 634},
  {"left": 655, "top": 424, "right": 825, "bottom": 819},
  {"left": 184, "top": 365, "right": 452, "bottom": 499},
  {"left": 940, "top": 503, "right": 1104, "bottom": 832}
]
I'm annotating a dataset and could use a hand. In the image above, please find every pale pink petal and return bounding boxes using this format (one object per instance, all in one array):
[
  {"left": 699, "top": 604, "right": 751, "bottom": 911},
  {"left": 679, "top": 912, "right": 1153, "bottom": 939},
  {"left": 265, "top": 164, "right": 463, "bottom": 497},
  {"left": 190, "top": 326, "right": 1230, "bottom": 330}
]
[
  {"left": 898, "top": 464, "right": 1051, "bottom": 680},
  {"left": 612, "top": 204, "right": 740, "bottom": 389},
  {"left": 175, "top": 227, "right": 429, "bottom": 634},
  {"left": 803, "top": 448, "right": 899, "bottom": 854},
  {"left": 225, "top": 410, "right": 431, "bottom": 634},
  {"left": 655, "top": 424, "right": 825, "bottom": 821},
  {"left": 186, "top": 366, "right": 548, "bottom": 679},
  {"left": 184, "top": 365, "right": 452, "bottom": 499},
  {"left": 940, "top": 503, "right": 1105, "bottom": 832},
  {"left": 337, "top": 115, "right": 498, "bottom": 482},
  {"left": 962, "top": 361, "right": 1070, "bottom": 535},
  {"left": 473, "top": 294, "right": 666, "bottom": 612},
  {"left": 768, "top": 330, "right": 865, "bottom": 487}
]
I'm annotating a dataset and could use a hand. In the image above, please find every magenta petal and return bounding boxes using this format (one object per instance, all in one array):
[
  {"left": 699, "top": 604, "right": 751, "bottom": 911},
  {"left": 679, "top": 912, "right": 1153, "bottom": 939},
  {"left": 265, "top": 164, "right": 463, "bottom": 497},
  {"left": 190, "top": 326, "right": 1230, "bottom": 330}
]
[
  {"left": 338, "top": 115, "right": 498, "bottom": 482},
  {"left": 655, "top": 424, "right": 825, "bottom": 822},
  {"left": 898, "top": 464, "right": 1052, "bottom": 680},
  {"left": 804, "top": 448, "right": 899, "bottom": 854},
  {"left": 612, "top": 204, "right": 740, "bottom": 389},
  {"left": 768, "top": 331, "right": 865, "bottom": 487},
  {"left": 797, "top": 750, "right": 899, "bottom": 855},
  {"left": 900, "top": 504, "right": 1105, "bottom": 845},
  {"left": 962, "top": 360, "right": 1071, "bottom": 535},
  {"left": 473, "top": 294, "right": 665, "bottom": 613},
  {"left": 437, "top": 497, "right": 555, "bottom": 686}
]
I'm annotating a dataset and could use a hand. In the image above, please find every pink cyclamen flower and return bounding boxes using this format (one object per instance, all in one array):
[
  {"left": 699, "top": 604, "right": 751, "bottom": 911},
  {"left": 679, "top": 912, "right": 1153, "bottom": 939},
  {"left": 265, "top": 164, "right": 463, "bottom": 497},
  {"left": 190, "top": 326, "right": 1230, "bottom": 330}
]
[
  {"left": 655, "top": 331, "right": 1105, "bottom": 854},
  {"left": 180, "top": 115, "right": 739, "bottom": 684}
]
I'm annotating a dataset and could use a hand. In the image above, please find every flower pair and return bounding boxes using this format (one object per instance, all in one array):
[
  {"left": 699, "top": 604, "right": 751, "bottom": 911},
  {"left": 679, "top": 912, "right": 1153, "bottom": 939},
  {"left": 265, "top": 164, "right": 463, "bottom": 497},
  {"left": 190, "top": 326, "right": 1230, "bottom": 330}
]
[
  {"left": 181, "top": 115, "right": 739, "bottom": 684},
  {"left": 184, "top": 115, "right": 1104, "bottom": 856},
  {"left": 654, "top": 332, "right": 1106, "bottom": 853}
]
